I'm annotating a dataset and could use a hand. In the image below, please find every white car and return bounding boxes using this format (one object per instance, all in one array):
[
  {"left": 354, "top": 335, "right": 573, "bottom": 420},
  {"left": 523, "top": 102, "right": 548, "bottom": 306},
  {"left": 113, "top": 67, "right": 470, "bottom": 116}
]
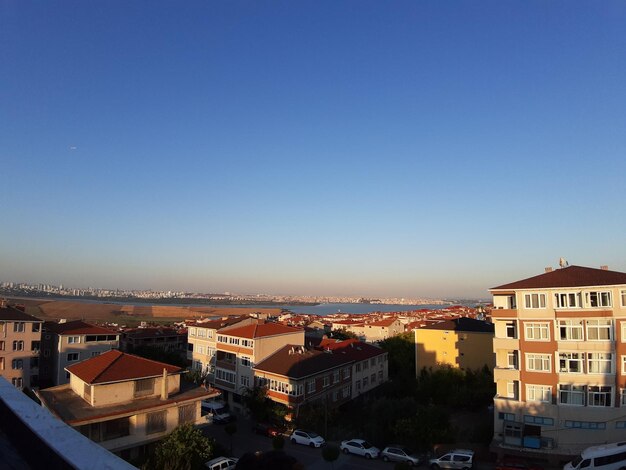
[
  {"left": 204, "top": 456, "right": 238, "bottom": 470},
  {"left": 289, "top": 429, "right": 325, "bottom": 447},
  {"left": 430, "top": 449, "right": 474, "bottom": 470},
  {"left": 340, "top": 438, "right": 380, "bottom": 459}
]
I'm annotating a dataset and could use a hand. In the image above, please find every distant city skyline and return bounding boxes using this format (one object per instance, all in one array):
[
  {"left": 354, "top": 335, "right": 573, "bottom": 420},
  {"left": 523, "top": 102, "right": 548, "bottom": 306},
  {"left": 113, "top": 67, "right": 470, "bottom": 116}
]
[{"left": 1, "top": 2, "right": 625, "bottom": 299}]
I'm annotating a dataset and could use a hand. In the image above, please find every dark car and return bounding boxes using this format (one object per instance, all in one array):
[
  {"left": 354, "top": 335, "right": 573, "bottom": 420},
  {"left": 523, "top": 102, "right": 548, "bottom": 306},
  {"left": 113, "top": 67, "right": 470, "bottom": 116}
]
[
  {"left": 253, "top": 422, "right": 284, "bottom": 437},
  {"left": 496, "top": 459, "right": 544, "bottom": 470}
]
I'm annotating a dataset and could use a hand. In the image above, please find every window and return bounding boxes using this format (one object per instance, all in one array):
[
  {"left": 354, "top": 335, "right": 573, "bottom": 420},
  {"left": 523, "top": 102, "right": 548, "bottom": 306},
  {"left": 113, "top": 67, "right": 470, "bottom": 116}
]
[
  {"left": 499, "top": 412, "right": 515, "bottom": 421},
  {"left": 31, "top": 341, "right": 40, "bottom": 352},
  {"left": 0, "top": 341, "right": 4, "bottom": 351},
  {"left": 67, "top": 336, "right": 80, "bottom": 344},
  {"left": 12, "top": 340, "right": 24, "bottom": 351},
  {"left": 355, "top": 363, "right": 361, "bottom": 372},
  {"left": 378, "top": 370, "right": 383, "bottom": 381},
  {"left": 241, "top": 339, "right": 253, "bottom": 348},
  {"left": 240, "top": 375, "right": 250, "bottom": 387},
  {"left": 524, "top": 293, "right": 546, "bottom": 309},
  {"left": 215, "top": 368, "right": 235, "bottom": 383},
  {"left": 12, "top": 377, "right": 23, "bottom": 388},
  {"left": 559, "top": 384, "right": 585, "bottom": 405},
  {"left": 588, "top": 352, "right": 613, "bottom": 374},
  {"left": 526, "top": 385, "right": 551, "bottom": 403},
  {"left": 371, "top": 373, "right": 376, "bottom": 383},
  {"left": 363, "top": 360, "right": 369, "bottom": 370},
  {"left": 559, "top": 352, "right": 584, "bottom": 373},
  {"left": 197, "top": 329, "right": 205, "bottom": 338},
  {"left": 620, "top": 389, "right": 626, "bottom": 406},
  {"left": 333, "top": 390, "right": 339, "bottom": 401},
  {"left": 586, "top": 319, "right": 612, "bottom": 340},
  {"left": 134, "top": 378, "right": 155, "bottom": 397},
  {"left": 524, "top": 415, "right": 554, "bottom": 426},
  {"left": 146, "top": 410, "right": 167, "bottom": 434},
  {"left": 588, "top": 386, "right": 612, "bottom": 407},
  {"left": 178, "top": 404, "right": 196, "bottom": 425},
  {"left": 356, "top": 379, "right": 361, "bottom": 391},
  {"left": 621, "top": 290, "right": 626, "bottom": 307},
  {"left": 188, "top": 327, "right": 196, "bottom": 336},
  {"left": 370, "top": 358, "right": 376, "bottom": 367},
  {"left": 240, "top": 357, "right": 252, "bottom": 368},
  {"left": 343, "top": 385, "right": 350, "bottom": 397},
  {"left": 102, "top": 417, "right": 130, "bottom": 441},
  {"left": 565, "top": 420, "right": 606, "bottom": 429},
  {"left": 558, "top": 320, "right": 584, "bottom": 341},
  {"left": 32, "top": 323, "right": 41, "bottom": 332},
  {"left": 363, "top": 376, "right": 369, "bottom": 387},
  {"left": 506, "top": 381, "right": 517, "bottom": 399},
  {"left": 67, "top": 353, "right": 79, "bottom": 362},
  {"left": 307, "top": 379, "right": 315, "bottom": 393},
  {"left": 555, "top": 292, "right": 581, "bottom": 309},
  {"left": 526, "top": 353, "right": 551, "bottom": 372},
  {"left": 323, "top": 376, "right": 330, "bottom": 388},
  {"left": 91, "top": 351, "right": 101, "bottom": 358},
  {"left": 207, "top": 330, "right": 214, "bottom": 339},
  {"left": 12, "top": 359, "right": 23, "bottom": 370},
  {"left": 13, "top": 322, "right": 25, "bottom": 333},
  {"left": 344, "top": 367, "right": 351, "bottom": 378},
  {"left": 333, "top": 370, "right": 340, "bottom": 383},
  {"left": 0, "top": 357, "right": 4, "bottom": 370},
  {"left": 505, "top": 322, "right": 517, "bottom": 339},
  {"left": 507, "top": 351, "right": 518, "bottom": 369},
  {"left": 525, "top": 323, "right": 550, "bottom": 341},
  {"left": 588, "top": 291, "right": 612, "bottom": 308}
]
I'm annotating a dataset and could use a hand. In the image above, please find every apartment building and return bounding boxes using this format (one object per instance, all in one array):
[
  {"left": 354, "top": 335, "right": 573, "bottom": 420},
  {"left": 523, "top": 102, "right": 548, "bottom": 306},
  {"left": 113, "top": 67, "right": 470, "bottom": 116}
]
[
  {"left": 491, "top": 265, "right": 626, "bottom": 460},
  {"left": 0, "top": 303, "right": 43, "bottom": 390},
  {"left": 352, "top": 318, "right": 404, "bottom": 342},
  {"left": 187, "top": 316, "right": 254, "bottom": 381},
  {"left": 415, "top": 317, "right": 494, "bottom": 372},
  {"left": 213, "top": 321, "right": 304, "bottom": 412},
  {"left": 253, "top": 345, "right": 354, "bottom": 411},
  {"left": 41, "top": 320, "right": 120, "bottom": 386},
  {"left": 318, "top": 338, "right": 389, "bottom": 397},
  {"left": 120, "top": 327, "right": 186, "bottom": 355},
  {"left": 38, "top": 349, "right": 218, "bottom": 461}
]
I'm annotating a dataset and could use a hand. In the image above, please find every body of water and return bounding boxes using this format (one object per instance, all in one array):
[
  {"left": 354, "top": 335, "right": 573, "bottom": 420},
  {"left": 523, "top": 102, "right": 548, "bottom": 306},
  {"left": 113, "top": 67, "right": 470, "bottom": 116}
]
[{"left": 219, "top": 303, "right": 450, "bottom": 316}]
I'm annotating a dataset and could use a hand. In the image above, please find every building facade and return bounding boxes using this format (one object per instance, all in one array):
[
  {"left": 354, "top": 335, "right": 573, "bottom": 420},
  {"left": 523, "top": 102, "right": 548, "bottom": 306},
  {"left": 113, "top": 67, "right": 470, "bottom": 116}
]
[
  {"left": 491, "top": 265, "right": 626, "bottom": 460},
  {"left": 415, "top": 317, "right": 494, "bottom": 372},
  {"left": 0, "top": 303, "right": 43, "bottom": 390},
  {"left": 41, "top": 320, "right": 120, "bottom": 386}
]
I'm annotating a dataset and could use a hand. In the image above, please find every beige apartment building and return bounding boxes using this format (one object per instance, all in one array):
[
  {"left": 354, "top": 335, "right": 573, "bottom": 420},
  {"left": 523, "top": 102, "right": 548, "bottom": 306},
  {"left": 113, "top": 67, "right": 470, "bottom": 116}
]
[
  {"left": 352, "top": 318, "right": 404, "bottom": 342},
  {"left": 491, "top": 265, "right": 626, "bottom": 460},
  {"left": 41, "top": 320, "right": 120, "bottom": 386},
  {"left": 0, "top": 303, "right": 43, "bottom": 390},
  {"left": 212, "top": 321, "right": 304, "bottom": 412},
  {"left": 38, "top": 349, "right": 218, "bottom": 461}
]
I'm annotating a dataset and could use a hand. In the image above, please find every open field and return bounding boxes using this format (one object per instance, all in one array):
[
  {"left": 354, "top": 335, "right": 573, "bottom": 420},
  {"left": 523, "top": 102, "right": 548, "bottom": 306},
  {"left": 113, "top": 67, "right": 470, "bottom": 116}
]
[{"left": 9, "top": 298, "right": 283, "bottom": 322}]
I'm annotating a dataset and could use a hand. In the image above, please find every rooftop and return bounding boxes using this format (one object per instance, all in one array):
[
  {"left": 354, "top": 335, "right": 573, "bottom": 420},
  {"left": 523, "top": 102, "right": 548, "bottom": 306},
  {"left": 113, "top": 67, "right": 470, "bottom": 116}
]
[
  {"left": 218, "top": 322, "right": 303, "bottom": 339},
  {"left": 491, "top": 265, "right": 626, "bottom": 290},
  {"left": 44, "top": 319, "right": 117, "bottom": 336},
  {"left": 66, "top": 350, "right": 182, "bottom": 384},
  {"left": 0, "top": 306, "right": 42, "bottom": 323},
  {"left": 38, "top": 380, "right": 217, "bottom": 426},
  {"left": 254, "top": 345, "right": 353, "bottom": 378},
  {"left": 420, "top": 317, "right": 494, "bottom": 333},
  {"left": 317, "top": 338, "right": 386, "bottom": 361}
]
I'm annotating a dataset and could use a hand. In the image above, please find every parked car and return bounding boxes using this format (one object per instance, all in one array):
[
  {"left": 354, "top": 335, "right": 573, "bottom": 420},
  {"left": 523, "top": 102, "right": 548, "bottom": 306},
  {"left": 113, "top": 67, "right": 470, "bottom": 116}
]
[
  {"left": 289, "top": 429, "right": 325, "bottom": 447},
  {"left": 204, "top": 456, "right": 238, "bottom": 470},
  {"left": 201, "top": 400, "right": 235, "bottom": 424},
  {"left": 381, "top": 445, "right": 422, "bottom": 466},
  {"left": 253, "top": 422, "right": 284, "bottom": 437},
  {"left": 430, "top": 449, "right": 474, "bottom": 470},
  {"left": 340, "top": 439, "right": 381, "bottom": 459},
  {"left": 496, "top": 459, "right": 544, "bottom": 470}
]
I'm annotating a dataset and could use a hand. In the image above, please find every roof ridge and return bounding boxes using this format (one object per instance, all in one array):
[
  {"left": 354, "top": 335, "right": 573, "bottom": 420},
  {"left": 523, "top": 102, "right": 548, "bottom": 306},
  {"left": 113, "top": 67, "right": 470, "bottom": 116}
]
[{"left": 90, "top": 350, "right": 124, "bottom": 384}]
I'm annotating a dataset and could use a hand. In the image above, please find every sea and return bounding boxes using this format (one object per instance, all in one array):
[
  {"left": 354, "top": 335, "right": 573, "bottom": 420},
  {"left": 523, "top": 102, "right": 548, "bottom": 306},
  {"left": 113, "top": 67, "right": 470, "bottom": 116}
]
[{"left": 197, "top": 302, "right": 450, "bottom": 316}]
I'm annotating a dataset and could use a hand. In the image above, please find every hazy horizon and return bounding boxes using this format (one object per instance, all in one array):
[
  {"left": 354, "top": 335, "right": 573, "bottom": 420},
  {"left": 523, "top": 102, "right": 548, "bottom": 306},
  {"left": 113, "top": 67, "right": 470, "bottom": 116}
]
[{"left": 2, "top": 2, "right": 625, "bottom": 299}]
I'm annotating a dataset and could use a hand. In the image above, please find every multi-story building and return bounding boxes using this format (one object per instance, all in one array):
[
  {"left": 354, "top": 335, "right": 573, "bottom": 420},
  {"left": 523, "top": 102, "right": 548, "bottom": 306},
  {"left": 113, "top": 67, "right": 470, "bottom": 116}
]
[
  {"left": 38, "top": 349, "right": 218, "bottom": 461},
  {"left": 40, "top": 320, "right": 120, "bottom": 386},
  {"left": 120, "top": 327, "right": 186, "bottom": 355},
  {"left": 414, "top": 317, "right": 494, "bottom": 372},
  {"left": 187, "top": 316, "right": 254, "bottom": 381},
  {"left": 213, "top": 321, "right": 304, "bottom": 412},
  {"left": 0, "top": 302, "right": 43, "bottom": 390},
  {"left": 491, "top": 265, "right": 626, "bottom": 460},
  {"left": 352, "top": 318, "right": 404, "bottom": 342}
]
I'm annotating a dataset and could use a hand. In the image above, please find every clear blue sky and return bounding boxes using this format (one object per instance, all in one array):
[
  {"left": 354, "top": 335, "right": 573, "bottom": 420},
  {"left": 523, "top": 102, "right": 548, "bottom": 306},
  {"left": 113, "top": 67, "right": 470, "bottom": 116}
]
[{"left": 1, "top": 1, "right": 625, "bottom": 299}]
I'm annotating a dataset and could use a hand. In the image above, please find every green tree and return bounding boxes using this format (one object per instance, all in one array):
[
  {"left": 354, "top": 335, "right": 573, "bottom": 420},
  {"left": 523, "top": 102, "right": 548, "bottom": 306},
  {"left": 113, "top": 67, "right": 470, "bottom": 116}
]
[
  {"left": 322, "top": 444, "right": 340, "bottom": 469},
  {"left": 330, "top": 328, "right": 359, "bottom": 340},
  {"left": 146, "top": 424, "right": 213, "bottom": 470},
  {"left": 379, "top": 332, "right": 416, "bottom": 381}
]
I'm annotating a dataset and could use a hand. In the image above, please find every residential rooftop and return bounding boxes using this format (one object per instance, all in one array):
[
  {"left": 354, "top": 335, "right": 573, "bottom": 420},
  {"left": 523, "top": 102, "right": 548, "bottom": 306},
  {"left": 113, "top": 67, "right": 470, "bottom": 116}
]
[
  {"left": 491, "top": 265, "right": 626, "bottom": 290},
  {"left": 217, "top": 322, "right": 302, "bottom": 339},
  {"left": 254, "top": 345, "right": 353, "bottom": 378},
  {"left": 420, "top": 317, "right": 494, "bottom": 333},
  {"left": 44, "top": 319, "right": 117, "bottom": 336}
]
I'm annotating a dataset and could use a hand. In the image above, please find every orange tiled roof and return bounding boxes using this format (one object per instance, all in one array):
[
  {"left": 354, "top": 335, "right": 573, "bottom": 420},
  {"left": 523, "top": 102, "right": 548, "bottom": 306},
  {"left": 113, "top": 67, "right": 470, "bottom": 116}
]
[
  {"left": 218, "top": 322, "right": 302, "bottom": 339},
  {"left": 66, "top": 350, "right": 182, "bottom": 384},
  {"left": 45, "top": 320, "right": 118, "bottom": 336},
  {"left": 492, "top": 265, "right": 626, "bottom": 290},
  {"left": 367, "top": 318, "right": 397, "bottom": 327}
]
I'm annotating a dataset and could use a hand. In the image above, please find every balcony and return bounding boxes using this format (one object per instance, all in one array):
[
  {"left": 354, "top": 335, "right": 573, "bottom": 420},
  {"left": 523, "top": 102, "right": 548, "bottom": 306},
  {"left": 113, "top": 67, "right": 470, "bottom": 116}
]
[
  {"left": 491, "top": 308, "right": 518, "bottom": 318},
  {"left": 494, "top": 367, "right": 520, "bottom": 382},
  {"left": 493, "top": 337, "right": 519, "bottom": 350}
]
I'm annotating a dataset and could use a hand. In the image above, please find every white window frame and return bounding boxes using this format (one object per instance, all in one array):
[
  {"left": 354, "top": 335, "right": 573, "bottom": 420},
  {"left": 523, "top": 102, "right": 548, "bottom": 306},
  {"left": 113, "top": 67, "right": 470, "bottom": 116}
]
[
  {"left": 586, "top": 319, "right": 612, "bottom": 341},
  {"left": 588, "top": 386, "right": 612, "bottom": 407},
  {"left": 622, "top": 356, "right": 626, "bottom": 375},
  {"left": 620, "top": 388, "right": 626, "bottom": 406},
  {"left": 526, "top": 384, "right": 552, "bottom": 403},
  {"left": 621, "top": 290, "right": 626, "bottom": 308},
  {"left": 555, "top": 292, "right": 581, "bottom": 309},
  {"left": 507, "top": 351, "right": 518, "bottom": 369},
  {"left": 240, "top": 356, "right": 252, "bottom": 368},
  {"left": 525, "top": 323, "right": 550, "bottom": 341},
  {"left": 559, "top": 384, "right": 585, "bottom": 406},
  {"left": 240, "top": 375, "right": 250, "bottom": 387},
  {"left": 506, "top": 381, "right": 517, "bottom": 398},
  {"left": 526, "top": 353, "right": 551, "bottom": 372},
  {"left": 558, "top": 320, "right": 584, "bottom": 341},
  {"left": 559, "top": 352, "right": 584, "bottom": 373},
  {"left": 67, "top": 336, "right": 80, "bottom": 344},
  {"left": 587, "top": 352, "right": 613, "bottom": 374},
  {"left": 67, "top": 352, "right": 79, "bottom": 362},
  {"left": 524, "top": 293, "right": 546, "bottom": 309},
  {"left": 188, "top": 327, "right": 196, "bottom": 337},
  {"left": 587, "top": 291, "right": 612, "bottom": 308},
  {"left": 307, "top": 379, "right": 315, "bottom": 393}
]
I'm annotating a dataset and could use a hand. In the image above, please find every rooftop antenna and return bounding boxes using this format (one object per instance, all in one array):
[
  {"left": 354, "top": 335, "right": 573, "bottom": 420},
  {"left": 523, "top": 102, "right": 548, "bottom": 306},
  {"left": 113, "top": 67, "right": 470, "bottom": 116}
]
[{"left": 559, "top": 257, "right": 569, "bottom": 268}]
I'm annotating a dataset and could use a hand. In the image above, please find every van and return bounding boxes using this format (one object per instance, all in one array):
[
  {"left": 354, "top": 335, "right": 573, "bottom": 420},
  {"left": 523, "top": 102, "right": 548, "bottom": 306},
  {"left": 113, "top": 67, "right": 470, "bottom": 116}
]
[
  {"left": 204, "top": 456, "right": 238, "bottom": 470},
  {"left": 564, "top": 442, "right": 626, "bottom": 470},
  {"left": 201, "top": 400, "right": 234, "bottom": 424},
  {"left": 430, "top": 449, "right": 474, "bottom": 470}
]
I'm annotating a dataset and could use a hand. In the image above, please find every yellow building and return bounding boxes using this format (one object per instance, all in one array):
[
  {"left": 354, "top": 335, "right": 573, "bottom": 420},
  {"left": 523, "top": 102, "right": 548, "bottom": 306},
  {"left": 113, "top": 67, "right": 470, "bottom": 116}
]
[{"left": 414, "top": 317, "right": 494, "bottom": 373}]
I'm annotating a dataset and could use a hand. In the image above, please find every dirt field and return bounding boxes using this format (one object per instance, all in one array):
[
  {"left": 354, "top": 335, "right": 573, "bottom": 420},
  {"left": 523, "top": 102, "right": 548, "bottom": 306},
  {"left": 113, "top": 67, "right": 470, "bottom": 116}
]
[{"left": 11, "top": 298, "right": 282, "bottom": 322}]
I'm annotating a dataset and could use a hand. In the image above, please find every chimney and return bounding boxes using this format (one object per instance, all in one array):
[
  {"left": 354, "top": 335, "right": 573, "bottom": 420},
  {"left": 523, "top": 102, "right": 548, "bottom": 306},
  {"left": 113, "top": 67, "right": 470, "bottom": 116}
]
[
  {"left": 601, "top": 265, "right": 609, "bottom": 271},
  {"left": 161, "top": 368, "right": 169, "bottom": 400},
  {"left": 545, "top": 267, "right": 553, "bottom": 273}
]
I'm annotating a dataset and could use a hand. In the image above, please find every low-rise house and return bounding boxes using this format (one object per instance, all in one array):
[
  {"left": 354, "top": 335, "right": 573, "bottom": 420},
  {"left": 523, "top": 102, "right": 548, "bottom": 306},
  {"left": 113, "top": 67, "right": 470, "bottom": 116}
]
[
  {"left": 38, "top": 349, "right": 217, "bottom": 461},
  {"left": 0, "top": 302, "right": 43, "bottom": 390},
  {"left": 414, "top": 317, "right": 494, "bottom": 372},
  {"left": 352, "top": 318, "right": 404, "bottom": 341},
  {"left": 40, "top": 319, "right": 120, "bottom": 386}
]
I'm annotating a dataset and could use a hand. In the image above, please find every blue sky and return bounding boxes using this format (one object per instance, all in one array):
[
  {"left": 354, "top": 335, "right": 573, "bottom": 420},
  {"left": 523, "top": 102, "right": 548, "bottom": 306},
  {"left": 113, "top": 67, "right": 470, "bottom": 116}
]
[{"left": 1, "top": 1, "right": 625, "bottom": 299}]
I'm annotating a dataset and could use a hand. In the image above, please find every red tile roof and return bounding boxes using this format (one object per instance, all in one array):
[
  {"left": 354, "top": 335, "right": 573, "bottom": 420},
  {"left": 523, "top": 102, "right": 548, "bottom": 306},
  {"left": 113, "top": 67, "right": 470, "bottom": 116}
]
[
  {"left": 66, "top": 350, "right": 182, "bottom": 384},
  {"left": 317, "top": 338, "right": 385, "bottom": 361},
  {"left": 45, "top": 320, "right": 118, "bottom": 336},
  {"left": 492, "top": 265, "right": 626, "bottom": 290},
  {"left": 0, "top": 306, "right": 43, "bottom": 322},
  {"left": 218, "top": 322, "right": 302, "bottom": 339},
  {"left": 254, "top": 345, "right": 352, "bottom": 378},
  {"left": 367, "top": 318, "right": 397, "bottom": 327}
]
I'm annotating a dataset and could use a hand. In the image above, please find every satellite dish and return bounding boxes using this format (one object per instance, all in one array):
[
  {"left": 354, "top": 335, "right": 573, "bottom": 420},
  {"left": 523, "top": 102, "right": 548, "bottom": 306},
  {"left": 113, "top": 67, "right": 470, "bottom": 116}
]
[{"left": 559, "top": 257, "right": 569, "bottom": 268}]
